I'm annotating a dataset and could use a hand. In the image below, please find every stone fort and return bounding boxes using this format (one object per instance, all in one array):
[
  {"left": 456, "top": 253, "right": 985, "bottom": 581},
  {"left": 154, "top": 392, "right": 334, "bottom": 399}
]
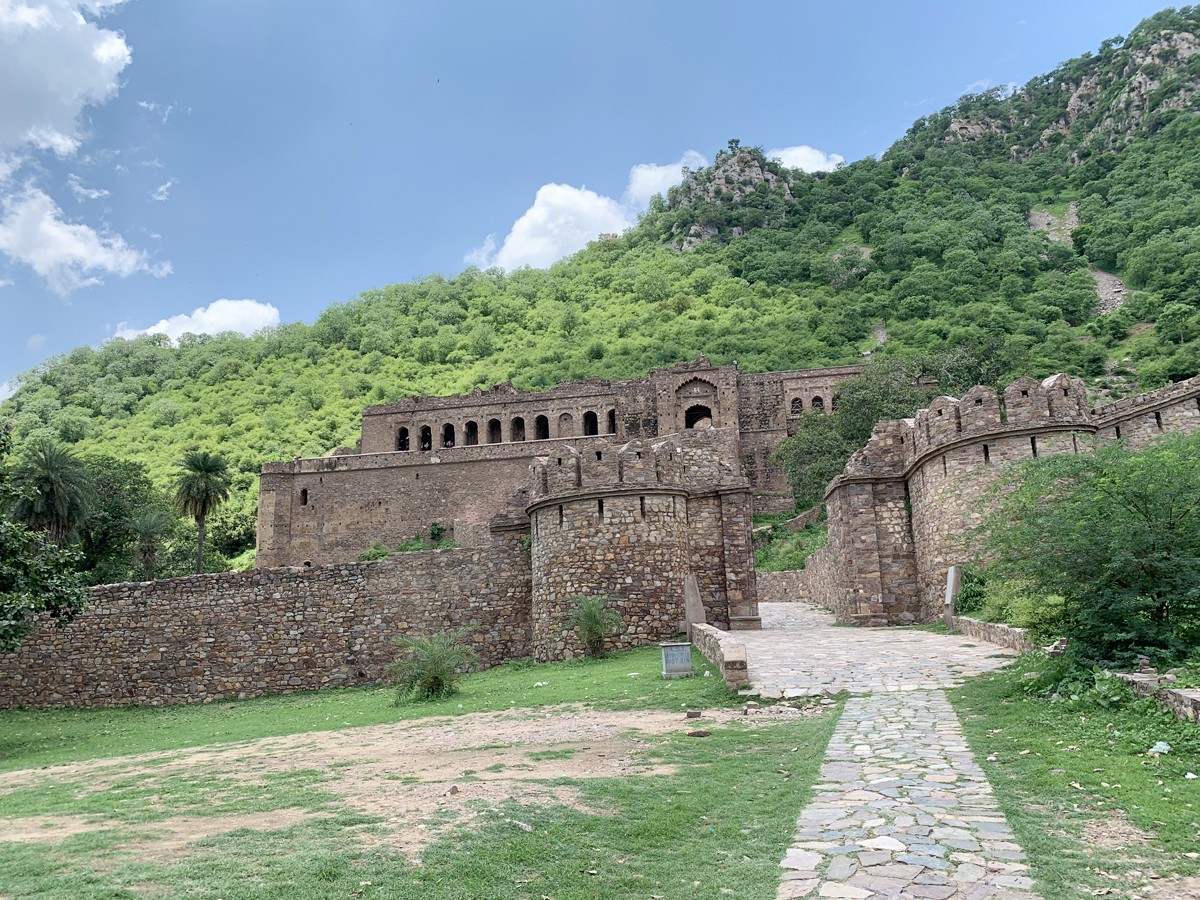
[
  {"left": 2, "top": 360, "right": 1199, "bottom": 709},
  {"left": 255, "top": 357, "right": 862, "bottom": 569}
]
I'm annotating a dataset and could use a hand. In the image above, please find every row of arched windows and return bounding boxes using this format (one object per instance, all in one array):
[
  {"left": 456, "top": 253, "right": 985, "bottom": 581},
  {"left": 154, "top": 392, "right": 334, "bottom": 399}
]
[
  {"left": 789, "top": 396, "right": 831, "bottom": 414},
  {"left": 396, "top": 409, "right": 618, "bottom": 451}
]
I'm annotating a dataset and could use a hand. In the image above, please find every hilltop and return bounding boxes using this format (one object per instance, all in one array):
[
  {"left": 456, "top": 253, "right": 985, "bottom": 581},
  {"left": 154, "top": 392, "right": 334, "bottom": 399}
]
[{"left": 4, "top": 6, "right": 1200, "bottom": 568}]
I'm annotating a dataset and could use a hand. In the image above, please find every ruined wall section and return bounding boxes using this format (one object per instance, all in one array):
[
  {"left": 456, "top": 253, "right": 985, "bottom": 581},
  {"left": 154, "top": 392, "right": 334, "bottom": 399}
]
[
  {"left": 1095, "top": 376, "right": 1200, "bottom": 447},
  {"left": 257, "top": 441, "right": 613, "bottom": 566},
  {"left": 526, "top": 430, "right": 757, "bottom": 660},
  {"left": 736, "top": 365, "right": 863, "bottom": 513},
  {"left": 906, "top": 375, "right": 1093, "bottom": 619},
  {"left": 360, "top": 377, "right": 631, "bottom": 454},
  {"left": 0, "top": 530, "right": 531, "bottom": 710}
]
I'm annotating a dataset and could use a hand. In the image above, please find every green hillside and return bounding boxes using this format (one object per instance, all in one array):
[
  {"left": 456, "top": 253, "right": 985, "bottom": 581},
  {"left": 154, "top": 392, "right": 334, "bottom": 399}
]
[{"left": 5, "top": 7, "right": 1200, "bottom": 572}]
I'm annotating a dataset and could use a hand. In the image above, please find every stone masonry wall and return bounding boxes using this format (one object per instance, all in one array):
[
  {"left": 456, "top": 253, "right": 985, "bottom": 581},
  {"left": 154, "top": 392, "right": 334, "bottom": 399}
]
[
  {"left": 756, "top": 571, "right": 809, "bottom": 604},
  {"left": 0, "top": 530, "right": 531, "bottom": 710},
  {"left": 261, "top": 358, "right": 862, "bottom": 568},
  {"left": 789, "top": 373, "right": 1200, "bottom": 626},
  {"left": 529, "top": 491, "right": 689, "bottom": 660}
]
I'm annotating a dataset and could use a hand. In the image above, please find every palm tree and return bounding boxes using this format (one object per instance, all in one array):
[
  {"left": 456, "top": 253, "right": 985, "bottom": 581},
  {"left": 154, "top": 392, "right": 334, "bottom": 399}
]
[
  {"left": 10, "top": 439, "right": 92, "bottom": 546},
  {"left": 173, "top": 451, "right": 231, "bottom": 574},
  {"left": 131, "top": 507, "right": 175, "bottom": 581}
]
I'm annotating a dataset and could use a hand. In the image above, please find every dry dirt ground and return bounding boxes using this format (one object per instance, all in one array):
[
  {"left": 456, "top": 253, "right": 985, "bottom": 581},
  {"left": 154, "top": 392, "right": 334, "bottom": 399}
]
[{"left": 0, "top": 704, "right": 819, "bottom": 865}]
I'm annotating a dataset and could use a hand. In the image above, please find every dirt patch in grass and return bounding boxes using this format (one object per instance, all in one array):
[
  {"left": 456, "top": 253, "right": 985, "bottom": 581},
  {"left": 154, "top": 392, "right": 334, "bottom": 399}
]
[
  {"left": 1081, "top": 811, "right": 1151, "bottom": 851},
  {"left": 1, "top": 704, "right": 802, "bottom": 861}
]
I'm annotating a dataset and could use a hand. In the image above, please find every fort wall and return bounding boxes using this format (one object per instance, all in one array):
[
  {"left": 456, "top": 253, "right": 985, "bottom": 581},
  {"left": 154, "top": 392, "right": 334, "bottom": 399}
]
[
  {"left": 0, "top": 530, "right": 531, "bottom": 710},
  {"left": 526, "top": 430, "right": 759, "bottom": 659},
  {"left": 258, "top": 359, "right": 862, "bottom": 567},
  {"left": 792, "top": 373, "right": 1200, "bottom": 624}
]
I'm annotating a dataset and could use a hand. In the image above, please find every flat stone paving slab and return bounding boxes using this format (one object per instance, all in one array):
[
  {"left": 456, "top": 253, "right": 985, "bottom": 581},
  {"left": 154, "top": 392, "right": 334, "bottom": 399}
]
[
  {"left": 779, "top": 690, "right": 1037, "bottom": 899},
  {"left": 740, "top": 603, "right": 1017, "bottom": 697},
  {"left": 759, "top": 603, "right": 1038, "bottom": 898}
]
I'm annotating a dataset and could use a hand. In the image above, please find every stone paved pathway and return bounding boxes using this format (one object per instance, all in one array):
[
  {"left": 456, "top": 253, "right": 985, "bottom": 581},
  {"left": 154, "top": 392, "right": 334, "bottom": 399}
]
[
  {"left": 743, "top": 604, "right": 1038, "bottom": 899},
  {"left": 740, "top": 603, "right": 1016, "bottom": 698}
]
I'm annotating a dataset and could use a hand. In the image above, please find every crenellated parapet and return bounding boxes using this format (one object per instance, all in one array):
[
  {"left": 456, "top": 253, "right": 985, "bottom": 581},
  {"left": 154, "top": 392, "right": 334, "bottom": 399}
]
[
  {"left": 801, "top": 372, "right": 1200, "bottom": 628},
  {"left": 527, "top": 428, "right": 745, "bottom": 503},
  {"left": 525, "top": 427, "right": 758, "bottom": 660}
]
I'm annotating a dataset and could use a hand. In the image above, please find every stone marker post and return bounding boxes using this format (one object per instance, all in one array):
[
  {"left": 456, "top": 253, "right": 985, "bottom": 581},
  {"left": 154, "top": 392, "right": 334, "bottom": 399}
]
[
  {"left": 682, "top": 574, "right": 707, "bottom": 640},
  {"left": 944, "top": 565, "right": 961, "bottom": 628}
]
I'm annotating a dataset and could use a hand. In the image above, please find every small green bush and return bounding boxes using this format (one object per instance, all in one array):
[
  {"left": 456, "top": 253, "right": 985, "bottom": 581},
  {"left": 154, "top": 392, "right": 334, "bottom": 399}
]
[
  {"left": 568, "top": 595, "right": 623, "bottom": 657},
  {"left": 386, "top": 629, "right": 478, "bottom": 703},
  {"left": 357, "top": 540, "right": 391, "bottom": 561},
  {"left": 974, "top": 577, "right": 1065, "bottom": 644}
]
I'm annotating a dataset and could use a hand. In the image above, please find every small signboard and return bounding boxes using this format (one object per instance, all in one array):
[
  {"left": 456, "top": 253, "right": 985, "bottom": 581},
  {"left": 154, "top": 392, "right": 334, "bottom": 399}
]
[{"left": 660, "top": 642, "right": 694, "bottom": 680}]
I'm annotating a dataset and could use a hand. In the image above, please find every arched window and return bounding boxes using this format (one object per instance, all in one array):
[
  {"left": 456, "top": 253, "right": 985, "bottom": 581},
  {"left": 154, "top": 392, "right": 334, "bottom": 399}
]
[
  {"left": 558, "top": 412, "right": 574, "bottom": 437},
  {"left": 419, "top": 425, "right": 432, "bottom": 451},
  {"left": 685, "top": 405, "right": 712, "bottom": 429},
  {"left": 464, "top": 421, "right": 479, "bottom": 446},
  {"left": 487, "top": 418, "right": 502, "bottom": 443},
  {"left": 441, "top": 423, "right": 455, "bottom": 448},
  {"left": 607, "top": 409, "right": 617, "bottom": 434},
  {"left": 511, "top": 417, "right": 526, "bottom": 442},
  {"left": 535, "top": 415, "right": 550, "bottom": 440},
  {"left": 583, "top": 411, "right": 599, "bottom": 436},
  {"left": 397, "top": 427, "right": 410, "bottom": 451},
  {"left": 811, "top": 396, "right": 825, "bottom": 411},
  {"left": 790, "top": 397, "right": 803, "bottom": 415}
]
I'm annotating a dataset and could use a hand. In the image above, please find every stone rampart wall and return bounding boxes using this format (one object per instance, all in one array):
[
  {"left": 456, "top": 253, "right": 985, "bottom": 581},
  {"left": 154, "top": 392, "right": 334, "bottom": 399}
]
[
  {"left": 0, "top": 532, "right": 531, "bottom": 710},
  {"left": 756, "top": 571, "right": 808, "bottom": 604},
  {"left": 787, "top": 546, "right": 845, "bottom": 615},
  {"left": 798, "top": 373, "right": 1200, "bottom": 626},
  {"left": 948, "top": 616, "right": 1036, "bottom": 652}
]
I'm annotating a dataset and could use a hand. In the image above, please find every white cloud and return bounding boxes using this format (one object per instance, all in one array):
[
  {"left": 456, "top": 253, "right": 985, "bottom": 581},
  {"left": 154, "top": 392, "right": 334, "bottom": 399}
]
[
  {"left": 466, "top": 150, "right": 707, "bottom": 270},
  {"left": 137, "top": 100, "right": 174, "bottom": 124},
  {"left": 623, "top": 150, "right": 707, "bottom": 209},
  {"left": 150, "top": 178, "right": 175, "bottom": 202},
  {"left": 0, "top": 186, "right": 171, "bottom": 294},
  {"left": 470, "top": 183, "right": 633, "bottom": 270},
  {"left": 67, "top": 173, "right": 108, "bottom": 201},
  {"left": 766, "top": 145, "right": 845, "bottom": 172},
  {"left": 115, "top": 299, "right": 281, "bottom": 343},
  {"left": 0, "top": 380, "right": 14, "bottom": 402},
  {"left": 0, "top": 1, "right": 131, "bottom": 156},
  {"left": 25, "top": 333, "right": 45, "bottom": 350},
  {"left": 963, "top": 78, "right": 992, "bottom": 94}
]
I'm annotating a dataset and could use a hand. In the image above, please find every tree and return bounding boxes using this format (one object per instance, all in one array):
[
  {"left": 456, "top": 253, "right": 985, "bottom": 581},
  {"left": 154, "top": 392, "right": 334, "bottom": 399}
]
[
  {"left": 77, "top": 455, "right": 161, "bottom": 585},
  {"left": 131, "top": 507, "right": 175, "bottom": 581},
  {"left": 173, "top": 451, "right": 232, "bottom": 575},
  {"left": 9, "top": 438, "right": 92, "bottom": 546},
  {"left": 0, "top": 429, "right": 89, "bottom": 650},
  {"left": 975, "top": 433, "right": 1200, "bottom": 665}
]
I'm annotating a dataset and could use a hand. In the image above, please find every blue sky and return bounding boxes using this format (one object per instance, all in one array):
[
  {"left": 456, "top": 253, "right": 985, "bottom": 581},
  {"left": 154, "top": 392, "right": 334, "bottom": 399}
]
[{"left": 0, "top": 0, "right": 1174, "bottom": 398}]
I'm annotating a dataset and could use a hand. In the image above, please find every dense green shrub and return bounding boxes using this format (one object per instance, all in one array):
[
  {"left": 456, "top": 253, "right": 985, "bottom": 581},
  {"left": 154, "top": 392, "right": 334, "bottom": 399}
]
[
  {"left": 976, "top": 433, "right": 1200, "bottom": 665},
  {"left": 386, "top": 629, "right": 478, "bottom": 702},
  {"left": 567, "top": 596, "right": 623, "bottom": 658}
]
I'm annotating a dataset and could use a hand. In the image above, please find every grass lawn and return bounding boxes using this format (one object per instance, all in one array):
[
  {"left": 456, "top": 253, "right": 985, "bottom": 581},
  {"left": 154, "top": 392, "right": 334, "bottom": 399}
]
[
  {"left": 952, "top": 657, "right": 1200, "bottom": 899},
  {"left": 0, "top": 648, "right": 844, "bottom": 899},
  {"left": 0, "top": 646, "right": 740, "bottom": 772}
]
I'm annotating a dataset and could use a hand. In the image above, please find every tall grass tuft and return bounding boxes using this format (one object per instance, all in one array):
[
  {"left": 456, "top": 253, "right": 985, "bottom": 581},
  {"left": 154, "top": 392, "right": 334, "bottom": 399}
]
[
  {"left": 387, "top": 629, "right": 478, "bottom": 703},
  {"left": 567, "top": 596, "right": 623, "bottom": 658}
]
